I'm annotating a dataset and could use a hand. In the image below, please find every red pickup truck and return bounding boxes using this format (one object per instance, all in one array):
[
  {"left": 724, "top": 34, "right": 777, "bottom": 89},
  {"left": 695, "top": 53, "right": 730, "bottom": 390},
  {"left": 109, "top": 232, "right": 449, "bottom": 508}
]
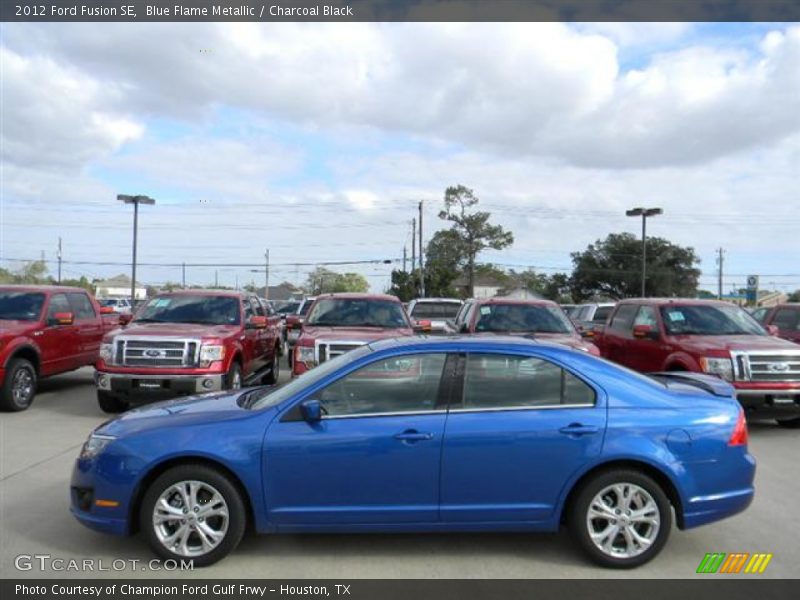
[
  {"left": 292, "top": 293, "right": 416, "bottom": 376},
  {"left": 95, "top": 290, "right": 282, "bottom": 413},
  {"left": 451, "top": 298, "right": 600, "bottom": 355},
  {"left": 0, "top": 285, "right": 118, "bottom": 411},
  {"left": 752, "top": 303, "right": 800, "bottom": 344},
  {"left": 595, "top": 298, "right": 800, "bottom": 427}
]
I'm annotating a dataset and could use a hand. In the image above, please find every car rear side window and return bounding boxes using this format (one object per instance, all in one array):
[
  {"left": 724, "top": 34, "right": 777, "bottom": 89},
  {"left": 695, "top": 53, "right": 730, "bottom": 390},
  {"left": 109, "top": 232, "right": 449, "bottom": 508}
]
[
  {"left": 67, "top": 293, "right": 96, "bottom": 319},
  {"left": 609, "top": 304, "right": 639, "bottom": 332},
  {"left": 461, "top": 354, "right": 595, "bottom": 410},
  {"left": 773, "top": 308, "right": 800, "bottom": 331},
  {"left": 317, "top": 353, "right": 448, "bottom": 417}
]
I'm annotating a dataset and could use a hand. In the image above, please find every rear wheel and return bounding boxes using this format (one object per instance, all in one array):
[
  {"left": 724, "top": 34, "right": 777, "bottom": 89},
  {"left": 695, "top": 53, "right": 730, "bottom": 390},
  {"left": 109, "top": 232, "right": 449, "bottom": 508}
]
[
  {"left": 569, "top": 469, "right": 672, "bottom": 568},
  {"left": 97, "top": 390, "right": 129, "bottom": 414},
  {"left": 776, "top": 417, "right": 800, "bottom": 429},
  {"left": 140, "top": 464, "right": 246, "bottom": 567},
  {"left": 1, "top": 358, "right": 37, "bottom": 411}
]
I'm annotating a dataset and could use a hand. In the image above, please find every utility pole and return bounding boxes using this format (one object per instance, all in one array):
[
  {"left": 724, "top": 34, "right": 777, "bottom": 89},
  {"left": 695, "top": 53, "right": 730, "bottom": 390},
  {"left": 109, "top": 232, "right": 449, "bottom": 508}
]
[
  {"left": 625, "top": 207, "right": 663, "bottom": 297},
  {"left": 418, "top": 200, "right": 425, "bottom": 298},
  {"left": 118, "top": 194, "right": 156, "bottom": 303},
  {"left": 214, "top": 270, "right": 218, "bottom": 288},
  {"left": 264, "top": 249, "right": 270, "bottom": 299},
  {"left": 716, "top": 248, "right": 725, "bottom": 300},
  {"left": 403, "top": 246, "right": 407, "bottom": 273},
  {"left": 411, "top": 218, "right": 416, "bottom": 276},
  {"left": 57, "top": 237, "right": 62, "bottom": 283}
]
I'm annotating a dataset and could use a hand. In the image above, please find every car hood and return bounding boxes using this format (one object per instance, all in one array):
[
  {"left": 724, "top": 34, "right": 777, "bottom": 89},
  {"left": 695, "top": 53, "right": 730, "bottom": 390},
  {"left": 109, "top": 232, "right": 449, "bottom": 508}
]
[
  {"left": 301, "top": 325, "right": 413, "bottom": 341},
  {"left": 115, "top": 322, "right": 240, "bottom": 340},
  {"left": 668, "top": 334, "right": 800, "bottom": 354},
  {"left": 96, "top": 391, "right": 262, "bottom": 437},
  {"left": 0, "top": 320, "right": 40, "bottom": 338}
]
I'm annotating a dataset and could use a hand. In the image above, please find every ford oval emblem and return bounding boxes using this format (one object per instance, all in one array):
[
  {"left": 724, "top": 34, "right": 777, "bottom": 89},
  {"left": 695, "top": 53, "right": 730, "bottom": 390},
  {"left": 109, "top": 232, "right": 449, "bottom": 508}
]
[
  {"left": 145, "top": 349, "right": 164, "bottom": 358},
  {"left": 767, "top": 362, "right": 790, "bottom": 373}
]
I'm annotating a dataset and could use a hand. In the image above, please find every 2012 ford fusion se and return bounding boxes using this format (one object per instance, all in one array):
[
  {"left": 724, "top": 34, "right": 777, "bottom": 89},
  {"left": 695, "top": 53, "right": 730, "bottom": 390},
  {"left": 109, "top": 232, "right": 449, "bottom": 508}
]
[{"left": 71, "top": 336, "right": 755, "bottom": 568}]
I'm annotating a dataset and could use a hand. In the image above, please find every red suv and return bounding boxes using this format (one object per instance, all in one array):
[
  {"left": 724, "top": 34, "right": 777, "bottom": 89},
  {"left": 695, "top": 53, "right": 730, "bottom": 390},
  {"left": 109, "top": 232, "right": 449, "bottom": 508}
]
[
  {"left": 596, "top": 298, "right": 800, "bottom": 427},
  {"left": 0, "top": 285, "right": 117, "bottom": 411},
  {"left": 452, "top": 298, "right": 600, "bottom": 355},
  {"left": 292, "top": 293, "right": 415, "bottom": 376},
  {"left": 95, "top": 290, "right": 282, "bottom": 413}
]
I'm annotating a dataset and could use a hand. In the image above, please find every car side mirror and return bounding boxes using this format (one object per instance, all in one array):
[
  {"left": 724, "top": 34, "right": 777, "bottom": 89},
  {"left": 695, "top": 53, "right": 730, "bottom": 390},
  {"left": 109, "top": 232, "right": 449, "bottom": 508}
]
[
  {"left": 300, "top": 399, "right": 322, "bottom": 423},
  {"left": 247, "top": 315, "right": 268, "bottom": 329},
  {"left": 766, "top": 324, "right": 779, "bottom": 336},
  {"left": 119, "top": 314, "right": 133, "bottom": 326},
  {"left": 633, "top": 324, "right": 659, "bottom": 340},
  {"left": 50, "top": 311, "right": 74, "bottom": 326},
  {"left": 99, "top": 306, "right": 115, "bottom": 315}
]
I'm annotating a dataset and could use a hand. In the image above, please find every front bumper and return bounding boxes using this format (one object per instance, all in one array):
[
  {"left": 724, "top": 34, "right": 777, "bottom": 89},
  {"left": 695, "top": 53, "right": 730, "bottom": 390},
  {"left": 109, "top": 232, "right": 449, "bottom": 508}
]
[
  {"left": 70, "top": 459, "right": 131, "bottom": 537},
  {"left": 96, "top": 371, "right": 225, "bottom": 399},
  {"left": 735, "top": 388, "right": 800, "bottom": 419}
]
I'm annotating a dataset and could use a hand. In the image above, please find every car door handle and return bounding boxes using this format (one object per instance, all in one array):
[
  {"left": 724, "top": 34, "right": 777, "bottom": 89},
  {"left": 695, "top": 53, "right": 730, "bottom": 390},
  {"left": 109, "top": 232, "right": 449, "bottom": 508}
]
[
  {"left": 559, "top": 423, "right": 600, "bottom": 436},
  {"left": 393, "top": 430, "right": 434, "bottom": 443}
]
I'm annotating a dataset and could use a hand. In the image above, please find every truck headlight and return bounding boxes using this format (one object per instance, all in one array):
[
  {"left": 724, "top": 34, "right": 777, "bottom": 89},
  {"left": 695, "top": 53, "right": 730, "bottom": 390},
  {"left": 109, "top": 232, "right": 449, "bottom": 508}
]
[
  {"left": 296, "top": 346, "right": 316, "bottom": 366},
  {"left": 199, "top": 344, "right": 225, "bottom": 366},
  {"left": 80, "top": 433, "right": 116, "bottom": 460},
  {"left": 99, "top": 343, "right": 114, "bottom": 364},
  {"left": 700, "top": 357, "right": 734, "bottom": 381}
]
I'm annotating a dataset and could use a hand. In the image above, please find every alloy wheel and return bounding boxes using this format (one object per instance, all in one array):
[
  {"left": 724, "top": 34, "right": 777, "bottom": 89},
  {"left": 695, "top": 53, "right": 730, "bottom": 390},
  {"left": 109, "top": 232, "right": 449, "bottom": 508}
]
[
  {"left": 12, "top": 368, "right": 34, "bottom": 407},
  {"left": 586, "top": 483, "right": 661, "bottom": 559}
]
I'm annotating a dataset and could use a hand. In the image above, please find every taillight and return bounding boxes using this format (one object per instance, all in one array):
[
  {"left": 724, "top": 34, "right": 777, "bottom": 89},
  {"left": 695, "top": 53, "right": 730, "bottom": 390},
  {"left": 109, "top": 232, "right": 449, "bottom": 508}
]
[{"left": 728, "top": 408, "right": 748, "bottom": 446}]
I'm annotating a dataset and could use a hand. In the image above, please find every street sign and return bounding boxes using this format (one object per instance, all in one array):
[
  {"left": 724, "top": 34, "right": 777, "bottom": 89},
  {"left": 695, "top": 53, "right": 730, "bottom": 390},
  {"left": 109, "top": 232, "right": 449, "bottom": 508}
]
[{"left": 746, "top": 275, "right": 759, "bottom": 304}]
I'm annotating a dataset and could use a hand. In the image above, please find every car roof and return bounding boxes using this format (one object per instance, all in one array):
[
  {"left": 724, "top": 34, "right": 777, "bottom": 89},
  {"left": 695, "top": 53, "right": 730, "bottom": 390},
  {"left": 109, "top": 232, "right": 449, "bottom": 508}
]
[
  {"left": 412, "top": 297, "right": 463, "bottom": 304},
  {"left": 618, "top": 298, "right": 738, "bottom": 307},
  {"left": 316, "top": 292, "right": 401, "bottom": 302},
  {"left": 154, "top": 289, "right": 245, "bottom": 298},
  {"left": 0, "top": 284, "right": 90, "bottom": 294},
  {"left": 368, "top": 334, "right": 579, "bottom": 353},
  {"left": 475, "top": 297, "right": 558, "bottom": 307}
]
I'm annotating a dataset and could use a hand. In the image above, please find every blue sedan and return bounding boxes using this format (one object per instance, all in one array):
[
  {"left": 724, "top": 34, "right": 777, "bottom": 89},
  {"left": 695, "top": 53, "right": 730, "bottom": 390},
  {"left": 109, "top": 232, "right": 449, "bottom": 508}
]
[{"left": 71, "top": 336, "right": 755, "bottom": 568}]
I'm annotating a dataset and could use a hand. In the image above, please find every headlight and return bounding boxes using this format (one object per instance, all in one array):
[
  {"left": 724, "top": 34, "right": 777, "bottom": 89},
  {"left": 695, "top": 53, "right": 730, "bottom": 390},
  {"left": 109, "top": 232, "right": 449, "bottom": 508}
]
[
  {"left": 99, "top": 343, "right": 114, "bottom": 364},
  {"left": 199, "top": 344, "right": 225, "bottom": 366},
  {"left": 296, "top": 345, "right": 316, "bottom": 366},
  {"left": 700, "top": 357, "right": 734, "bottom": 381},
  {"left": 80, "top": 433, "right": 116, "bottom": 460}
]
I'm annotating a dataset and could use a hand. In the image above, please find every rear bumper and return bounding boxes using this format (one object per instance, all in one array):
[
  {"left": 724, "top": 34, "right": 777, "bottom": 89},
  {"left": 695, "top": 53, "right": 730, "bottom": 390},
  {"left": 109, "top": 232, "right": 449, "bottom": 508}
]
[
  {"left": 682, "top": 486, "right": 755, "bottom": 529},
  {"left": 96, "top": 370, "right": 225, "bottom": 399}
]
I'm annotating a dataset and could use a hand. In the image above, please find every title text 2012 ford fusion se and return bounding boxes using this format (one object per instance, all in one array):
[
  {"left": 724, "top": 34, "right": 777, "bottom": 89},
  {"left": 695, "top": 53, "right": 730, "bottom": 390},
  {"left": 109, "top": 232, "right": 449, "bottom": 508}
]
[{"left": 71, "top": 336, "right": 755, "bottom": 568}]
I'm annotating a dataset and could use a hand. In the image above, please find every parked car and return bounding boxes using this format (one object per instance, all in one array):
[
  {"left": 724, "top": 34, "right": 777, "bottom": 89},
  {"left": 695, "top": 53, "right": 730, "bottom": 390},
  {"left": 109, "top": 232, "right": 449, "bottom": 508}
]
[
  {"left": 594, "top": 299, "right": 800, "bottom": 427},
  {"left": 749, "top": 306, "right": 770, "bottom": 324},
  {"left": 71, "top": 336, "right": 755, "bottom": 568},
  {"left": 284, "top": 296, "right": 316, "bottom": 366},
  {"left": 406, "top": 297, "right": 463, "bottom": 334},
  {"left": 569, "top": 302, "right": 616, "bottom": 339},
  {"left": 0, "top": 285, "right": 118, "bottom": 411},
  {"left": 750, "top": 303, "right": 800, "bottom": 344},
  {"left": 292, "top": 293, "right": 415, "bottom": 376},
  {"left": 94, "top": 290, "right": 282, "bottom": 413},
  {"left": 275, "top": 300, "right": 300, "bottom": 318},
  {"left": 452, "top": 298, "right": 599, "bottom": 355},
  {"left": 98, "top": 297, "right": 133, "bottom": 315}
]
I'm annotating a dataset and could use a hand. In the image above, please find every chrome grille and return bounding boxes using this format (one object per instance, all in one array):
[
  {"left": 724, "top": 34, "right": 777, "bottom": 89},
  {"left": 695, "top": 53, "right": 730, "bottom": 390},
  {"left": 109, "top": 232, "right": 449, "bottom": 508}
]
[
  {"left": 317, "top": 341, "right": 366, "bottom": 364},
  {"left": 732, "top": 351, "right": 800, "bottom": 383},
  {"left": 116, "top": 338, "right": 200, "bottom": 368}
]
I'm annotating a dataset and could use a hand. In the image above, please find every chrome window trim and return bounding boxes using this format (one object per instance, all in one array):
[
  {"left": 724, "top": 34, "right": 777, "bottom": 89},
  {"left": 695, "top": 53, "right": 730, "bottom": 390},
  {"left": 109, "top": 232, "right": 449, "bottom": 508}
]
[
  {"left": 449, "top": 403, "right": 596, "bottom": 414},
  {"left": 322, "top": 409, "right": 448, "bottom": 420}
]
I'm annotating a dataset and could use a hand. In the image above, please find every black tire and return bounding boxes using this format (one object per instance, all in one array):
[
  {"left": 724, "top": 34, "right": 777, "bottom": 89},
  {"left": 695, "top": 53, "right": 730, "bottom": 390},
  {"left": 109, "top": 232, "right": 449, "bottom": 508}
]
[
  {"left": 776, "top": 417, "right": 800, "bottom": 429},
  {"left": 0, "top": 358, "right": 37, "bottom": 412},
  {"left": 262, "top": 347, "right": 281, "bottom": 385},
  {"left": 287, "top": 349, "right": 294, "bottom": 369},
  {"left": 97, "top": 390, "right": 129, "bottom": 414},
  {"left": 569, "top": 469, "right": 672, "bottom": 569},
  {"left": 140, "top": 464, "right": 246, "bottom": 567},
  {"left": 225, "top": 363, "right": 243, "bottom": 391}
]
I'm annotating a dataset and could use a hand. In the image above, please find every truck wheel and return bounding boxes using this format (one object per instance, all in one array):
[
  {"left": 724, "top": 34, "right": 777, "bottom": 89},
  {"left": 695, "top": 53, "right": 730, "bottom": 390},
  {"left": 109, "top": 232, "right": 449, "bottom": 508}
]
[
  {"left": 262, "top": 349, "right": 280, "bottom": 385},
  {"left": 569, "top": 469, "right": 671, "bottom": 568},
  {"left": 1, "top": 358, "right": 37, "bottom": 411},
  {"left": 97, "top": 391, "right": 129, "bottom": 414},
  {"left": 225, "top": 363, "right": 242, "bottom": 391},
  {"left": 140, "top": 463, "right": 246, "bottom": 567},
  {"left": 776, "top": 417, "right": 800, "bottom": 429}
]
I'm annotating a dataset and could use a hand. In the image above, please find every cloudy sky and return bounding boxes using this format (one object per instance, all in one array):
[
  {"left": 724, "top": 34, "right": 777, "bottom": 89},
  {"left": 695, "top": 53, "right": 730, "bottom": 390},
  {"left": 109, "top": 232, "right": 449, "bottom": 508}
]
[{"left": 1, "top": 21, "right": 799, "bottom": 294}]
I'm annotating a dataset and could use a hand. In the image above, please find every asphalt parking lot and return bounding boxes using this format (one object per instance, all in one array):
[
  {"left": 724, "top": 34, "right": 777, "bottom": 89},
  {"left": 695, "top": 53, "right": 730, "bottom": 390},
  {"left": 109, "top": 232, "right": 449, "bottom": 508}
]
[{"left": 0, "top": 367, "right": 797, "bottom": 579}]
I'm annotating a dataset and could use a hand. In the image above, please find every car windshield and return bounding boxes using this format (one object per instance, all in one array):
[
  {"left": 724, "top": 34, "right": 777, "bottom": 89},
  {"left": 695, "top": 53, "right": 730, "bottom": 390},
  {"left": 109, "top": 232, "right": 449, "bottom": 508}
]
[
  {"left": 276, "top": 302, "right": 300, "bottom": 314},
  {"left": 410, "top": 301, "right": 462, "bottom": 320},
  {"left": 306, "top": 298, "right": 409, "bottom": 328},
  {"left": 248, "top": 344, "right": 373, "bottom": 410},
  {"left": 659, "top": 304, "right": 766, "bottom": 336},
  {"left": 298, "top": 300, "right": 314, "bottom": 316},
  {"left": 0, "top": 292, "right": 46, "bottom": 321},
  {"left": 134, "top": 295, "right": 241, "bottom": 325},
  {"left": 475, "top": 303, "right": 575, "bottom": 334},
  {"left": 99, "top": 299, "right": 118, "bottom": 306}
]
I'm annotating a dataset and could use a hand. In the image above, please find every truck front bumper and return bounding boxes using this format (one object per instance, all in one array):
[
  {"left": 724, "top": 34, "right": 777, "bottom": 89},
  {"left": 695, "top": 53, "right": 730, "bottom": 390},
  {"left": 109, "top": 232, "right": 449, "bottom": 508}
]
[
  {"left": 735, "top": 388, "right": 800, "bottom": 419},
  {"left": 95, "top": 371, "right": 225, "bottom": 399}
]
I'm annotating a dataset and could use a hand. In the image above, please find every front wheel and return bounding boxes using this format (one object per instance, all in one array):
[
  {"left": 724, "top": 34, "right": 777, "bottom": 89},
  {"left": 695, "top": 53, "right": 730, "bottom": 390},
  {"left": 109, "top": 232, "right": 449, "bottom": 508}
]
[
  {"left": 569, "top": 469, "right": 672, "bottom": 568},
  {"left": 776, "top": 417, "right": 800, "bottom": 429},
  {"left": 97, "top": 391, "right": 129, "bottom": 414},
  {"left": 262, "top": 350, "right": 280, "bottom": 385},
  {"left": 1, "top": 358, "right": 37, "bottom": 412},
  {"left": 140, "top": 464, "right": 246, "bottom": 567},
  {"left": 225, "top": 363, "right": 242, "bottom": 391}
]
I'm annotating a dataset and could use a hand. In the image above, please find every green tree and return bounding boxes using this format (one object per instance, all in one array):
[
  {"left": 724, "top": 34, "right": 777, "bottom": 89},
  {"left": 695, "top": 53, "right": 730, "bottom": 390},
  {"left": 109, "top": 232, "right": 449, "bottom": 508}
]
[
  {"left": 787, "top": 290, "right": 800, "bottom": 302},
  {"left": 570, "top": 233, "right": 701, "bottom": 301},
  {"left": 438, "top": 185, "right": 514, "bottom": 297},
  {"left": 305, "top": 268, "right": 369, "bottom": 294},
  {"left": 388, "top": 270, "right": 418, "bottom": 302},
  {"left": 58, "top": 276, "right": 94, "bottom": 292},
  {"left": 333, "top": 273, "right": 369, "bottom": 293},
  {"left": 422, "top": 229, "right": 465, "bottom": 298}
]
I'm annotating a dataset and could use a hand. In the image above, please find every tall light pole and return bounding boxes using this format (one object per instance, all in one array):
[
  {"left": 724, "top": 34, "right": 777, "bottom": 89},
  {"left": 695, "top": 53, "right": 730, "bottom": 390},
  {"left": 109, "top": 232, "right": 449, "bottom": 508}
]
[
  {"left": 118, "top": 194, "right": 155, "bottom": 304},
  {"left": 626, "top": 207, "right": 663, "bottom": 297}
]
